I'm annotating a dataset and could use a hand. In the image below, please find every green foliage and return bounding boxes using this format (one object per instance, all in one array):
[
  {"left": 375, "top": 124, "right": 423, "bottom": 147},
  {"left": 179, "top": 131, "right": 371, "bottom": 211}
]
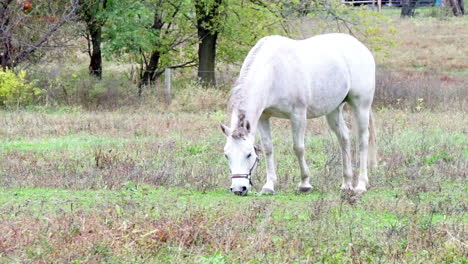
[
  {"left": 216, "top": 0, "right": 285, "bottom": 63},
  {"left": 86, "top": 0, "right": 396, "bottom": 82},
  {"left": 101, "top": 0, "right": 287, "bottom": 75},
  {"left": 102, "top": 0, "right": 197, "bottom": 73},
  {"left": 103, "top": 1, "right": 158, "bottom": 56},
  {"left": 303, "top": 0, "right": 396, "bottom": 60},
  {"left": 0, "top": 69, "right": 41, "bottom": 108}
]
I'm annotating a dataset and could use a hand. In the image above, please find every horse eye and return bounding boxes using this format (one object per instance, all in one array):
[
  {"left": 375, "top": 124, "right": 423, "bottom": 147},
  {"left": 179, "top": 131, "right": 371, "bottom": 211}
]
[
  {"left": 224, "top": 154, "right": 228, "bottom": 159},
  {"left": 246, "top": 153, "right": 252, "bottom": 159}
]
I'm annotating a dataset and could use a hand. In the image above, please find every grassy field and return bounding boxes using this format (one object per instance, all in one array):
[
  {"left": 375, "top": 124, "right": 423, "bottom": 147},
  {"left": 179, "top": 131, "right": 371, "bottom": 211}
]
[
  {"left": 0, "top": 184, "right": 466, "bottom": 263},
  {"left": 0, "top": 109, "right": 466, "bottom": 263},
  {"left": 1, "top": 10, "right": 467, "bottom": 264}
]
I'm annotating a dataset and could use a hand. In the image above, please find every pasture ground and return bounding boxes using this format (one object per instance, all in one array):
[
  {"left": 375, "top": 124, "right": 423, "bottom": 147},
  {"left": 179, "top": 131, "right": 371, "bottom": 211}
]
[
  {"left": 1, "top": 11, "right": 467, "bottom": 264},
  {"left": 0, "top": 109, "right": 466, "bottom": 263}
]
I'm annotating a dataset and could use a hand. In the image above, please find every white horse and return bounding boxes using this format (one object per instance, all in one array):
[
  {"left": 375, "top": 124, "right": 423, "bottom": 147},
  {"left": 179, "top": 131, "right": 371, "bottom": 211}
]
[{"left": 220, "top": 33, "right": 377, "bottom": 195}]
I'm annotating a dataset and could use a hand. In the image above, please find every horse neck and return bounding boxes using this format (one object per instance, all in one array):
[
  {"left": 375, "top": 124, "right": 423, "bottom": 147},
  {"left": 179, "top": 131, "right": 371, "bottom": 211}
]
[{"left": 230, "top": 56, "right": 273, "bottom": 137}]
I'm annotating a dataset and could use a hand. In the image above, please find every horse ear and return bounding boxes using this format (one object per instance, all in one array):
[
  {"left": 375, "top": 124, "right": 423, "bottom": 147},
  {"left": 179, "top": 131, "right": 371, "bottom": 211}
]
[
  {"left": 237, "top": 111, "right": 246, "bottom": 129},
  {"left": 220, "top": 123, "right": 231, "bottom": 137},
  {"left": 245, "top": 120, "right": 250, "bottom": 134},
  {"left": 254, "top": 145, "right": 261, "bottom": 155}
]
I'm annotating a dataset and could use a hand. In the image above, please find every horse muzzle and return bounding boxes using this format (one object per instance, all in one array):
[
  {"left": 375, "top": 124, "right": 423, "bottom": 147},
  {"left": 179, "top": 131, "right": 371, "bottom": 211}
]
[
  {"left": 230, "top": 185, "right": 249, "bottom": 196},
  {"left": 230, "top": 176, "right": 250, "bottom": 195}
]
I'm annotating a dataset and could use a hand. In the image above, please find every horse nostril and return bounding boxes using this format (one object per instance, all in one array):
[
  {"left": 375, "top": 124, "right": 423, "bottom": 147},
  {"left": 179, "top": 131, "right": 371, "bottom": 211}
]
[
  {"left": 230, "top": 188, "right": 233, "bottom": 192},
  {"left": 241, "top": 186, "right": 247, "bottom": 192}
]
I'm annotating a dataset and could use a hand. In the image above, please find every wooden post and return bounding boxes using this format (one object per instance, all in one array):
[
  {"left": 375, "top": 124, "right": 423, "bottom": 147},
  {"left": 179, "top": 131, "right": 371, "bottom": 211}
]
[
  {"left": 165, "top": 68, "right": 171, "bottom": 105},
  {"left": 378, "top": 0, "right": 382, "bottom": 11}
]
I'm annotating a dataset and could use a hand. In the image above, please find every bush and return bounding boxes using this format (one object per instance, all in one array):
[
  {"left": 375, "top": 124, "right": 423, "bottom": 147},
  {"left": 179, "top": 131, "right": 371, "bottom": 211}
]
[
  {"left": 36, "top": 69, "right": 140, "bottom": 109},
  {"left": 0, "top": 69, "right": 41, "bottom": 108}
]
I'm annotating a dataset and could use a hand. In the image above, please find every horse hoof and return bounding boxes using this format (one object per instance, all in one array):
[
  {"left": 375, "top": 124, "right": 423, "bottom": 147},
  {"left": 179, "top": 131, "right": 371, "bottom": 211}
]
[
  {"left": 353, "top": 183, "right": 367, "bottom": 194},
  {"left": 298, "top": 187, "right": 313, "bottom": 193},
  {"left": 260, "top": 188, "right": 275, "bottom": 195},
  {"left": 353, "top": 188, "right": 367, "bottom": 194}
]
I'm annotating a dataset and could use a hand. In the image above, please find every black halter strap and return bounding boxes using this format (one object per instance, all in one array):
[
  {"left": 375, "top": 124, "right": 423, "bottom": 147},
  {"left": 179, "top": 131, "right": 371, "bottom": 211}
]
[{"left": 230, "top": 157, "right": 259, "bottom": 186}]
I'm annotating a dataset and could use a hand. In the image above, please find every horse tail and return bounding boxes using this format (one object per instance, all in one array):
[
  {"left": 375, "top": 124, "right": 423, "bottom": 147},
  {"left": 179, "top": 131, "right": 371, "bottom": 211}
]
[{"left": 368, "top": 110, "right": 378, "bottom": 169}]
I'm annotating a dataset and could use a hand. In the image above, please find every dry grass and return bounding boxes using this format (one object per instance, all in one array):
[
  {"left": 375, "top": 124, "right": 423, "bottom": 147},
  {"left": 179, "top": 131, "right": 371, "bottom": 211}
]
[
  {"left": 0, "top": 183, "right": 465, "bottom": 263},
  {"left": 372, "top": 15, "right": 468, "bottom": 110},
  {"left": 374, "top": 69, "right": 467, "bottom": 110},
  {"left": 381, "top": 16, "right": 468, "bottom": 76},
  {"left": 0, "top": 108, "right": 466, "bottom": 191}
]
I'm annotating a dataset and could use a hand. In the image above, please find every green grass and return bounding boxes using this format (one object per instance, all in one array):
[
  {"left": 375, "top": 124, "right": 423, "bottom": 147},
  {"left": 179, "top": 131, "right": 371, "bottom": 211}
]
[
  {"left": 0, "top": 134, "right": 128, "bottom": 153},
  {"left": 0, "top": 109, "right": 466, "bottom": 263},
  {"left": 0, "top": 185, "right": 465, "bottom": 263}
]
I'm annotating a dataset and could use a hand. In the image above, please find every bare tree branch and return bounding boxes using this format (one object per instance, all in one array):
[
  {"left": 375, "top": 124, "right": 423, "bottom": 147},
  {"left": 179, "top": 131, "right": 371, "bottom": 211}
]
[{"left": 1, "top": 0, "right": 80, "bottom": 69}]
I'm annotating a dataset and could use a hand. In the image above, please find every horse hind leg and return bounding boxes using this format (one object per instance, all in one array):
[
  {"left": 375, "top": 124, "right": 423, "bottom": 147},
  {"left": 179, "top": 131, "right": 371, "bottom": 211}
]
[
  {"left": 349, "top": 102, "right": 372, "bottom": 193},
  {"left": 326, "top": 105, "right": 354, "bottom": 191},
  {"left": 291, "top": 110, "right": 313, "bottom": 193}
]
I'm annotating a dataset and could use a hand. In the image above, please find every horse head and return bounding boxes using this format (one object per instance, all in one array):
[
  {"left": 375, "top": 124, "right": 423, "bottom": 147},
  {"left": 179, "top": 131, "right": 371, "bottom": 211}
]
[{"left": 220, "top": 111, "right": 259, "bottom": 195}]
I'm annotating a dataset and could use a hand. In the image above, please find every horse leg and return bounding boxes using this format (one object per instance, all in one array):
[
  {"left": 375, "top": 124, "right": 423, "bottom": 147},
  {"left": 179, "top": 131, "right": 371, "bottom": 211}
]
[
  {"left": 258, "top": 117, "right": 277, "bottom": 194},
  {"left": 350, "top": 104, "right": 371, "bottom": 193},
  {"left": 326, "top": 105, "right": 353, "bottom": 191},
  {"left": 291, "top": 110, "right": 313, "bottom": 193}
]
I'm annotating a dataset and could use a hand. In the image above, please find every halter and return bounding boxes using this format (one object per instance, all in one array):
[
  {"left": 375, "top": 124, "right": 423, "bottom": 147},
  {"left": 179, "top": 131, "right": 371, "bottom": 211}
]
[{"left": 230, "top": 157, "right": 259, "bottom": 186}]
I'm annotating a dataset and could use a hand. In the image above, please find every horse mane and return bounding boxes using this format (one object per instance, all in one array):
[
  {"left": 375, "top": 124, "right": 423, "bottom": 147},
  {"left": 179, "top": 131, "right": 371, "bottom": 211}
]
[
  {"left": 231, "top": 110, "right": 249, "bottom": 139},
  {"left": 230, "top": 37, "right": 271, "bottom": 111}
]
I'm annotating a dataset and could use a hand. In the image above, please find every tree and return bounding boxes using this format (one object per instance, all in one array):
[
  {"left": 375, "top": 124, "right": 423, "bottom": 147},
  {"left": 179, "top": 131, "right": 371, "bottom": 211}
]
[
  {"left": 286, "top": 0, "right": 395, "bottom": 60},
  {"left": 448, "top": 0, "right": 464, "bottom": 16},
  {"left": 102, "top": 0, "right": 392, "bottom": 94},
  {"left": 194, "top": 0, "right": 222, "bottom": 86},
  {"left": 0, "top": 0, "right": 79, "bottom": 70},
  {"left": 401, "top": 0, "right": 417, "bottom": 17},
  {"left": 79, "top": 0, "right": 109, "bottom": 79},
  {"left": 191, "top": 0, "right": 393, "bottom": 87},
  {"left": 192, "top": 0, "right": 289, "bottom": 87},
  {"left": 103, "top": 0, "right": 197, "bottom": 95}
]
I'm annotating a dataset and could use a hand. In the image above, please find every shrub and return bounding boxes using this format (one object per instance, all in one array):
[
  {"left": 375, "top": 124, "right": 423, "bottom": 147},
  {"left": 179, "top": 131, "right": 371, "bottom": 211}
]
[{"left": 0, "top": 69, "right": 41, "bottom": 108}]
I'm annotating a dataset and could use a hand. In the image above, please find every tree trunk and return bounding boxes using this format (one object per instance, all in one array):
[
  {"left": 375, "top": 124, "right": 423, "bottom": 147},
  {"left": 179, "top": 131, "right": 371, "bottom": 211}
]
[
  {"left": 87, "top": 22, "right": 102, "bottom": 79},
  {"left": 195, "top": 0, "right": 222, "bottom": 87},
  {"left": 401, "top": 0, "right": 417, "bottom": 17},
  {"left": 0, "top": 29, "right": 13, "bottom": 70},
  {"left": 139, "top": 50, "right": 161, "bottom": 96},
  {"left": 137, "top": 13, "right": 164, "bottom": 95},
  {"left": 197, "top": 29, "right": 217, "bottom": 87},
  {"left": 1, "top": 0, "right": 15, "bottom": 69},
  {"left": 449, "top": 0, "right": 464, "bottom": 15}
]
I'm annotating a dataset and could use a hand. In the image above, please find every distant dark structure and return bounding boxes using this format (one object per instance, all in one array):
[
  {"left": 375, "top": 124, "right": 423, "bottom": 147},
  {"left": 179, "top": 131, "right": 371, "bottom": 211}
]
[{"left": 343, "top": 0, "right": 435, "bottom": 7}]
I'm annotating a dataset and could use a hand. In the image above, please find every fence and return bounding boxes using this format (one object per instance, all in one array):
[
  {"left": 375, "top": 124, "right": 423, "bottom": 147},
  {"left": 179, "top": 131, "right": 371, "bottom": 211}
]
[
  {"left": 343, "top": 0, "right": 383, "bottom": 11},
  {"left": 342, "top": 0, "right": 437, "bottom": 9}
]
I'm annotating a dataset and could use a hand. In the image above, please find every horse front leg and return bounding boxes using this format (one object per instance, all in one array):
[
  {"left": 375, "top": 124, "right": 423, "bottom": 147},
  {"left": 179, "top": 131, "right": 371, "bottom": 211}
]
[
  {"left": 291, "top": 111, "right": 313, "bottom": 193},
  {"left": 326, "top": 106, "right": 353, "bottom": 191},
  {"left": 258, "top": 117, "right": 277, "bottom": 194}
]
